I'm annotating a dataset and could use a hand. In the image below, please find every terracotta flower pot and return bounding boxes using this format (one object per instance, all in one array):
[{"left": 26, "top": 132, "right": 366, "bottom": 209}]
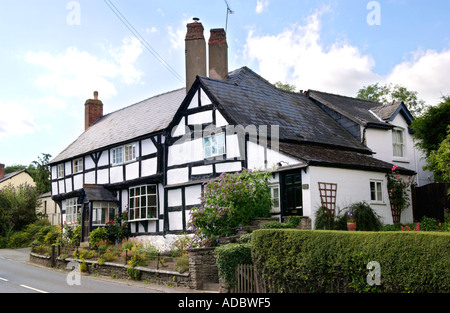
[{"left": 347, "top": 222, "right": 357, "bottom": 231}]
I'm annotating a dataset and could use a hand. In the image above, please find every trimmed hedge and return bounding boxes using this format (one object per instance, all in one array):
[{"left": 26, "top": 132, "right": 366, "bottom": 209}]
[
  {"left": 251, "top": 229, "right": 449, "bottom": 293},
  {"left": 215, "top": 243, "right": 252, "bottom": 290}
]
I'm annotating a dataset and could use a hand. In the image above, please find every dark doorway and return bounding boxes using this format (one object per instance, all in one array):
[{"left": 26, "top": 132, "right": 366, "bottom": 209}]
[
  {"left": 82, "top": 203, "right": 90, "bottom": 242},
  {"left": 282, "top": 172, "right": 303, "bottom": 216}
]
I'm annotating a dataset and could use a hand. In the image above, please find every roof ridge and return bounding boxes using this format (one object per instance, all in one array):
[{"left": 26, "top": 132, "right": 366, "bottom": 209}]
[{"left": 308, "top": 89, "right": 383, "bottom": 107}]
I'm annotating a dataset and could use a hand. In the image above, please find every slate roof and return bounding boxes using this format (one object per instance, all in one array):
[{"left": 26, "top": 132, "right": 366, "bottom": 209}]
[
  {"left": 50, "top": 88, "right": 186, "bottom": 164},
  {"left": 307, "top": 90, "right": 390, "bottom": 128},
  {"left": 199, "top": 67, "right": 370, "bottom": 153},
  {"left": 278, "top": 142, "right": 416, "bottom": 175}
]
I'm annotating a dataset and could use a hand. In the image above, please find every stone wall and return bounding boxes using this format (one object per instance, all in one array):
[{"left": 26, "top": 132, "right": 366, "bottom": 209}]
[{"left": 187, "top": 247, "right": 219, "bottom": 290}]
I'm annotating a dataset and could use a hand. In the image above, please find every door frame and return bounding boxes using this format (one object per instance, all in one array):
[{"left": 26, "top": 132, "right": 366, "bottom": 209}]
[{"left": 280, "top": 170, "right": 303, "bottom": 217}]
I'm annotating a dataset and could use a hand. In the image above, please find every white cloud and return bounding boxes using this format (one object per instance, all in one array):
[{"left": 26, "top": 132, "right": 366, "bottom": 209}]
[
  {"left": 386, "top": 49, "right": 450, "bottom": 105},
  {"left": 25, "top": 37, "right": 143, "bottom": 99},
  {"left": 167, "top": 18, "right": 192, "bottom": 51},
  {"left": 256, "top": 0, "right": 269, "bottom": 14},
  {"left": 243, "top": 8, "right": 450, "bottom": 106},
  {"left": 0, "top": 101, "right": 41, "bottom": 139},
  {"left": 244, "top": 9, "right": 379, "bottom": 95}
]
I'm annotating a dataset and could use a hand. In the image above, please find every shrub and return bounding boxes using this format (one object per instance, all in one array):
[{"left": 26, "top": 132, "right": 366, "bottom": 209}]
[
  {"left": 314, "top": 206, "right": 335, "bottom": 230},
  {"left": 251, "top": 229, "right": 449, "bottom": 293},
  {"left": 8, "top": 231, "right": 31, "bottom": 248},
  {"left": 189, "top": 169, "right": 272, "bottom": 247},
  {"left": 176, "top": 256, "right": 190, "bottom": 274},
  {"left": 346, "top": 202, "right": 382, "bottom": 231},
  {"left": 215, "top": 243, "right": 253, "bottom": 290},
  {"left": 89, "top": 227, "right": 109, "bottom": 248}
]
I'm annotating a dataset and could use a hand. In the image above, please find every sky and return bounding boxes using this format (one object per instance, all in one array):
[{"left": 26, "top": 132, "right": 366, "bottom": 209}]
[{"left": 0, "top": 0, "right": 449, "bottom": 167}]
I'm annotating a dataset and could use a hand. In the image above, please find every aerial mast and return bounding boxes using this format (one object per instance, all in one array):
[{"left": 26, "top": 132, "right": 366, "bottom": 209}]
[{"left": 224, "top": 0, "right": 234, "bottom": 33}]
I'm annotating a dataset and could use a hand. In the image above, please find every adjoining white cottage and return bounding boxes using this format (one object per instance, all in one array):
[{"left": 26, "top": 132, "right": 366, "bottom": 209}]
[{"left": 49, "top": 18, "right": 416, "bottom": 246}]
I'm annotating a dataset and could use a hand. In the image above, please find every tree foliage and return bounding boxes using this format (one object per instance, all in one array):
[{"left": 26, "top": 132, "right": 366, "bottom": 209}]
[
  {"left": 274, "top": 81, "right": 297, "bottom": 92},
  {"left": 357, "top": 83, "right": 426, "bottom": 117},
  {"left": 410, "top": 96, "right": 450, "bottom": 181}
]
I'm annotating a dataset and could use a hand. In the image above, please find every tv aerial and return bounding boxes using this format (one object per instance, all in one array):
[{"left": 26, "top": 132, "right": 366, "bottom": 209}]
[{"left": 224, "top": 0, "right": 234, "bottom": 33}]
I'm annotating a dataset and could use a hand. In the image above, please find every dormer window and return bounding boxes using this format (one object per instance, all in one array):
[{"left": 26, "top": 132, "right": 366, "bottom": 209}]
[{"left": 392, "top": 128, "right": 405, "bottom": 158}]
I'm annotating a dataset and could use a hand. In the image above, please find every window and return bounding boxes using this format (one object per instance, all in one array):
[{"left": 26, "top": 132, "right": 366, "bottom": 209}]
[
  {"left": 112, "top": 143, "right": 137, "bottom": 165},
  {"left": 124, "top": 144, "right": 136, "bottom": 162},
  {"left": 129, "top": 185, "right": 158, "bottom": 221},
  {"left": 66, "top": 198, "right": 81, "bottom": 223},
  {"left": 92, "top": 202, "right": 117, "bottom": 225},
  {"left": 73, "top": 158, "right": 83, "bottom": 173},
  {"left": 270, "top": 184, "right": 280, "bottom": 211},
  {"left": 57, "top": 164, "right": 64, "bottom": 178},
  {"left": 204, "top": 133, "right": 225, "bottom": 158},
  {"left": 370, "top": 180, "right": 383, "bottom": 203},
  {"left": 112, "top": 147, "right": 123, "bottom": 165},
  {"left": 392, "top": 129, "right": 404, "bottom": 158}
]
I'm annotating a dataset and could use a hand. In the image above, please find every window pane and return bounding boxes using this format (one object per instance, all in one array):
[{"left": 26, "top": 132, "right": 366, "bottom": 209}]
[
  {"left": 370, "top": 182, "right": 376, "bottom": 201},
  {"left": 149, "top": 207, "right": 157, "bottom": 219},
  {"left": 148, "top": 195, "right": 156, "bottom": 206},
  {"left": 148, "top": 185, "right": 156, "bottom": 194},
  {"left": 377, "top": 182, "right": 382, "bottom": 201}
]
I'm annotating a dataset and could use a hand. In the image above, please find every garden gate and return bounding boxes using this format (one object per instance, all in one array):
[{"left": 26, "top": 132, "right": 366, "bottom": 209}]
[{"left": 412, "top": 183, "right": 449, "bottom": 222}]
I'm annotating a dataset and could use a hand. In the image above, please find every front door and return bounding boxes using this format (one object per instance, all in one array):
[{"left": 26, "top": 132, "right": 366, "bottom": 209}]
[{"left": 283, "top": 173, "right": 303, "bottom": 216}]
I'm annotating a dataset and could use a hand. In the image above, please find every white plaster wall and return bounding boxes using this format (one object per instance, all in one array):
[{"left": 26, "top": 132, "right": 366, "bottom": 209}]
[
  {"left": 65, "top": 178, "right": 73, "bottom": 193},
  {"left": 97, "top": 169, "right": 109, "bottom": 184},
  {"left": 73, "top": 174, "right": 83, "bottom": 190},
  {"left": 167, "top": 167, "right": 189, "bottom": 185},
  {"left": 188, "top": 110, "right": 213, "bottom": 125},
  {"left": 188, "top": 90, "right": 199, "bottom": 109},
  {"left": 305, "top": 166, "right": 414, "bottom": 227},
  {"left": 58, "top": 180, "right": 64, "bottom": 194},
  {"left": 168, "top": 188, "right": 182, "bottom": 207},
  {"left": 191, "top": 165, "right": 213, "bottom": 175},
  {"left": 85, "top": 171, "right": 95, "bottom": 184},
  {"left": 215, "top": 161, "right": 242, "bottom": 173},
  {"left": 216, "top": 110, "right": 228, "bottom": 127},
  {"left": 247, "top": 140, "right": 302, "bottom": 170},
  {"left": 168, "top": 138, "right": 203, "bottom": 166},
  {"left": 125, "top": 162, "right": 139, "bottom": 181},
  {"left": 225, "top": 134, "right": 240, "bottom": 159},
  {"left": 141, "top": 157, "right": 157, "bottom": 177},
  {"left": 98, "top": 151, "right": 109, "bottom": 167},
  {"left": 51, "top": 182, "right": 58, "bottom": 195},
  {"left": 141, "top": 138, "right": 157, "bottom": 156},
  {"left": 185, "top": 185, "right": 202, "bottom": 205},
  {"left": 51, "top": 166, "right": 57, "bottom": 180},
  {"left": 110, "top": 166, "right": 123, "bottom": 184},
  {"left": 65, "top": 161, "right": 72, "bottom": 176},
  {"left": 85, "top": 155, "right": 95, "bottom": 170},
  {"left": 169, "top": 211, "right": 183, "bottom": 231},
  {"left": 200, "top": 88, "right": 213, "bottom": 106}
]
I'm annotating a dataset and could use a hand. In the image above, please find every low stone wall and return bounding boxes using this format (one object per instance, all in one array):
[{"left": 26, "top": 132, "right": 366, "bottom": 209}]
[
  {"left": 187, "top": 247, "right": 219, "bottom": 290},
  {"left": 29, "top": 253, "right": 190, "bottom": 288}
]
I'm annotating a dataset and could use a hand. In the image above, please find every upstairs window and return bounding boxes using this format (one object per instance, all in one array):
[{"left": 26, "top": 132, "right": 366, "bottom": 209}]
[
  {"left": 112, "top": 147, "right": 123, "bottom": 165},
  {"left": 112, "top": 143, "right": 137, "bottom": 165},
  {"left": 57, "top": 164, "right": 64, "bottom": 178},
  {"left": 73, "top": 158, "right": 83, "bottom": 173},
  {"left": 124, "top": 144, "right": 137, "bottom": 162},
  {"left": 204, "top": 133, "right": 225, "bottom": 158},
  {"left": 392, "top": 128, "right": 404, "bottom": 158}
]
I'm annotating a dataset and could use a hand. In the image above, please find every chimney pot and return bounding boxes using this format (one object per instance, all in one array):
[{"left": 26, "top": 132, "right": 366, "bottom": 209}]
[
  {"left": 185, "top": 18, "right": 207, "bottom": 93},
  {"left": 208, "top": 28, "right": 228, "bottom": 81},
  {"left": 84, "top": 92, "right": 103, "bottom": 130}
]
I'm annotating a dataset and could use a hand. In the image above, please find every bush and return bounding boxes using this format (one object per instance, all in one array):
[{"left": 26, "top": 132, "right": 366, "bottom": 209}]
[
  {"left": 8, "top": 231, "right": 32, "bottom": 248},
  {"left": 89, "top": 227, "right": 109, "bottom": 248},
  {"left": 189, "top": 169, "right": 272, "bottom": 247},
  {"left": 251, "top": 229, "right": 449, "bottom": 293},
  {"left": 215, "top": 243, "right": 253, "bottom": 290}
]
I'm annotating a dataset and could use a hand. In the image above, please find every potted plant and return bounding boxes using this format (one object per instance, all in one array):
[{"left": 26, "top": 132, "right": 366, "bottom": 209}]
[{"left": 347, "top": 211, "right": 356, "bottom": 231}]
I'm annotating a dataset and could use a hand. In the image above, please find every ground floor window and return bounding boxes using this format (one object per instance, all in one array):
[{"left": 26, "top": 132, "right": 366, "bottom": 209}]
[
  {"left": 92, "top": 202, "right": 117, "bottom": 225},
  {"left": 370, "top": 180, "right": 383, "bottom": 203},
  {"left": 66, "top": 198, "right": 81, "bottom": 223},
  {"left": 129, "top": 185, "right": 158, "bottom": 220},
  {"left": 270, "top": 184, "right": 280, "bottom": 212}
]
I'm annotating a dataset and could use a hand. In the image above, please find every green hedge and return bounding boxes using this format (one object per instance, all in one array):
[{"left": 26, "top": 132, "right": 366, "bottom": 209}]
[
  {"left": 251, "top": 229, "right": 450, "bottom": 293},
  {"left": 215, "top": 243, "right": 252, "bottom": 290}
]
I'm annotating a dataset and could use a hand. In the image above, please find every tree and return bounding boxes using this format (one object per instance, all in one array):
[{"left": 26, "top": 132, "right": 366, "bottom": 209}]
[
  {"left": 428, "top": 127, "right": 450, "bottom": 182},
  {"left": 410, "top": 96, "right": 450, "bottom": 181},
  {"left": 357, "top": 83, "right": 426, "bottom": 117},
  {"left": 274, "top": 81, "right": 297, "bottom": 92}
]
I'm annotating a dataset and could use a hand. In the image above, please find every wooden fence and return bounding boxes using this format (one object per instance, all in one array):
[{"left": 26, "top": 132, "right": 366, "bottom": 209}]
[
  {"left": 412, "top": 182, "right": 450, "bottom": 222},
  {"left": 235, "top": 264, "right": 269, "bottom": 293}
]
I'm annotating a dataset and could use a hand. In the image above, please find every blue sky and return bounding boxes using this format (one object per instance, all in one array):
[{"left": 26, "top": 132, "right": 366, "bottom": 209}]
[{"left": 1, "top": 0, "right": 449, "bottom": 167}]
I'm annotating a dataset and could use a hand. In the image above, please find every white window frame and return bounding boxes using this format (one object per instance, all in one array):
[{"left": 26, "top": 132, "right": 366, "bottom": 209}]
[
  {"left": 66, "top": 198, "right": 81, "bottom": 223},
  {"left": 92, "top": 202, "right": 117, "bottom": 226},
  {"left": 370, "top": 180, "right": 384, "bottom": 204},
  {"left": 124, "top": 143, "right": 137, "bottom": 162},
  {"left": 128, "top": 185, "right": 158, "bottom": 221},
  {"left": 57, "top": 164, "right": 64, "bottom": 178},
  {"left": 392, "top": 128, "right": 405, "bottom": 158},
  {"left": 270, "top": 184, "right": 280, "bottom": 212},
  {"left": 204, "top": 133, "right": 226, "bottom": 159},
  {"left": 112, "top": 143, "right": 137, "bottom": 165},
  {"left": 73, "top": 157, "right": 83, "bottom": 174}
]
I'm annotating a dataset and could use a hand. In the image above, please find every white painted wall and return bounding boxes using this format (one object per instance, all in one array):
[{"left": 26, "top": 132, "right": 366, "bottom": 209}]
[{"left": 304, "top": 166, "right": 414, "bottom": 228}]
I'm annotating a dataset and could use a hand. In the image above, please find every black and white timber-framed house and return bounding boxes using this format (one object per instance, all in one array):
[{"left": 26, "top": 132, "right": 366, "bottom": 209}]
[{"left": 49, "top": 19, "right": 417, "bottom": 245}]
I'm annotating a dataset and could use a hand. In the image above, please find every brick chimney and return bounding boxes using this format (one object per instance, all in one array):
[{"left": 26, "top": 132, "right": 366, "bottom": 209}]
[
  {"left": 185, "top": 18, "right": 207, "bottom": 93},
  {"left": 84, "top": 91, "right": 103, "bottom": 130},
  {"left": 208, "top": 28, "right": 228, "bottom": 81},
  {"left": 0, "top": 164, "right": 4, "bottom": 179}
]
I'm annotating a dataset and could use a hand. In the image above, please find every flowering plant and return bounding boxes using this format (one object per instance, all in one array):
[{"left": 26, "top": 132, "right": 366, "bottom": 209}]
[
  {"left": 386, "top": 165, "right": 414, "bottom": 223},
  {"left": 188, "top": 169, "right": 272, "bottom": 247},
  {"left": 346, "top": 211, "right": 356, "bottom": 223}
]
